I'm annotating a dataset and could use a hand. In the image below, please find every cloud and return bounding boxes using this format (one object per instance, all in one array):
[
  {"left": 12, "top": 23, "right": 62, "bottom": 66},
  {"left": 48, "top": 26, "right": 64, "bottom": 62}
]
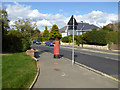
[
  {"left": 5, "top": 2, "right": 31, "bottom": 20},
  {"left": 5, "top": 2, "right": 117, "bottom": 31},
  {"left": 74, "top": 11, "right": 118, "bottom": 27},
  {"left": 9, "top": 20, "right": 15, "bottom": 26},
  {"left": 5, "top": 2, "right": 66, "bottom": 31},
  {"left": 28, "top": 9, "right": 40, "bottom": 18},
  {"left": 36, "top": 19, "right": 52, "bottom": 27}
]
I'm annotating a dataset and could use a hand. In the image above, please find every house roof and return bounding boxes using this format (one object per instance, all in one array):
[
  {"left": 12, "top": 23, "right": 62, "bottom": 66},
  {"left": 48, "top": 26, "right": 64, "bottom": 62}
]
[
  {"left": 77, "top": 23, "right": 99, "bottom": 30},
  {"left": 60, "top": 26, "right": 67, "bottom": 33},
  {"left": 60, "top": 23, "right": 99, "bottom": 33},
  {"left": 60, "top": 15, "right": 99, "bottom": 33}
]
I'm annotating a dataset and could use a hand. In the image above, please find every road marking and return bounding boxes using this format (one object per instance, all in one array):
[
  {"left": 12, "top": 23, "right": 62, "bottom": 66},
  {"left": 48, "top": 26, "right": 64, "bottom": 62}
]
[
  {"left": 81, "top": 48, "right": 118, "bottom": 55},
  {"left": 62, "top": 57, "right": 120, "bottom": 82},
  {"left": 61, "top": 72, "right": 66, "bottom": 76},
  {"left": 104, "top": 57, "right": 118, "bottom": 61},
  {"left": 61, "top": 46, "right": 119, "bottom": 56},
  {"left": 61, "top": 46, "right": 119, "bottom": 61}
]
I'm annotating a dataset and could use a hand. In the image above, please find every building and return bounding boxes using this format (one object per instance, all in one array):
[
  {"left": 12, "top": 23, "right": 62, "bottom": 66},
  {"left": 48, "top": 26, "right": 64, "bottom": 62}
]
[{"left": 60, "top": 15, "right": 100, "bottom": 37}]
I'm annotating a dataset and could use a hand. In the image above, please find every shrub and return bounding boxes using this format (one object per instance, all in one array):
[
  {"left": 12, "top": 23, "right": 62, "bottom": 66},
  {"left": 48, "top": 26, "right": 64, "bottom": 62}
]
[
  {"left": 3, "top": 30, "right": 30, "bottom": 52},
  {"left": 106, "top": 31, "right": 119, "bottom": 45},
  {"left": 83, "top": 30, "right": 107, "bottom": 46},
  {"left": 61, "top": 36, "right": 69, "bottom": 43}
]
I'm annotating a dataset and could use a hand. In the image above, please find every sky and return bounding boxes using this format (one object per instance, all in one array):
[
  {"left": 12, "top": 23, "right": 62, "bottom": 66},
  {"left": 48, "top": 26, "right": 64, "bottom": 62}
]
[{"left": 2, "top": 2, "right": 118, "bottom": 32}]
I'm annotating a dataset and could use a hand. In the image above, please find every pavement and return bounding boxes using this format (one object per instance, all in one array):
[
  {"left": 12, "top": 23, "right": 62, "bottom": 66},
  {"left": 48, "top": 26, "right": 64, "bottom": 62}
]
[{"left": 33, "top": 51, "right": 118, "bottom": 88}]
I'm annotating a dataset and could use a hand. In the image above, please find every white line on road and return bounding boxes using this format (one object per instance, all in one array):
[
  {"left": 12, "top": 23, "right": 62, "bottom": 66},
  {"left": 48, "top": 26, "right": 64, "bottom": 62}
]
[
  {"left": 61, "top": 46, "right": 119, "bottom": 61},
  {"left": 61, "top": 46, "right": 119, "bottom": 56}
]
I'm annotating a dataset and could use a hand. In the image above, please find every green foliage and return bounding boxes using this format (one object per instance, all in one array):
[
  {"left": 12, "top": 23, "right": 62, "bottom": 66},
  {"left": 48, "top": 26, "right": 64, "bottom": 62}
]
[
  {"left": 68, "top": 35, "right": 73, "bottom": 42},
  {"left": 31, "top": 28, "right": 42, "bottom": 42},
  {"left": 13, "top": 19, "right": 37, "bottom": 33},
  {"left": 61, "top": 36, "right": 69, "bottom": 43},
  {"left": 1, "top": 9, "right": 10, "bottom": 35},
  {"left": 85, "top": 30, "right": 107, "bottom": 45},
  {"left": 49, "top": 24, "right": 62, "bottom": 40},
  {"left": 32, "top": 34, "right": 42, "bottom": 42},
  {"left": 42, "top": 26, "right": 49, "bottom": 41},
  {"left": 75, "top": 35, "right": 87, "bottom": 46},
  {"left": 61, "top": 24, "right": 119, "bottom": 46},
  {"left": 106, "top": 31, "right": 119, "bottom": 45},
  {"left": 102, "top": 26, "right": 113, "bottom": 32},
  {"left": 74, "top": 28, "right": 107, "bottom": 46},
  {"left": 34, "top": 28, "right": 40, "bottom": 33},
  {"left": 3, "top": 30, "right": 30, "bottom": 52}
]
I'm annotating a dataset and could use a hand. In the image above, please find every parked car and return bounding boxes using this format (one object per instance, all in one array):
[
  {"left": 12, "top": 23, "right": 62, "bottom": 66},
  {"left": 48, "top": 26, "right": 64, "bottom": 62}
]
[
  {"left": 45, "top": 41, "right": 54, "bottom": 46},
  {"left": 33, "top": 40, "right": 36, "bottom": 44},
  {"left": 36, "top": 40, "right": 41, "bottom": 44}
]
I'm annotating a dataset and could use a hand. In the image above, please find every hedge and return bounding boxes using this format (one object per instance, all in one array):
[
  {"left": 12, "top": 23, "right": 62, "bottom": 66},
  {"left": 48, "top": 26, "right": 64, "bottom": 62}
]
[{"left": 2, "top": 30, "right": 31, "bottom": 52}]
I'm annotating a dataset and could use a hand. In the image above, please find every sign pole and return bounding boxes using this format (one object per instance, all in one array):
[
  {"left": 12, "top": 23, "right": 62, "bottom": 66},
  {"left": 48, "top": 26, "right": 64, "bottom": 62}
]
[{"left": 72, "top": 15, "right": 75, "bottom": 65}]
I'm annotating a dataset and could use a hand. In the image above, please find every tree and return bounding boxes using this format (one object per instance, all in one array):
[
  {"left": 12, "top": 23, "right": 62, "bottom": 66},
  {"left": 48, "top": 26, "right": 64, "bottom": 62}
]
[
  {"left": 1, "top": 9, "right": 10, "bottom": 35},
  {"left": 13, "top": 18, "right": 37, "bottom": 34},
  {"left": 31, "top": 28, "right": 42, "bottom": 42},
  {"left": 1, "top": 9, "right": 10, "bottom": 52},
  {"left": 31, "top": 28, "right": 40, "bottom": 37},
  {"left": 13, "top": 18, "right": 38, "bottom": 45},
  {"left": 49, "top": 24, "right": 62, "bottom": 40},
  {"left": 42, "top": 26, "right": 49, "bottom": 41},
  {"left": 102, "top": 26, "right": 113, "bottom": 32}
]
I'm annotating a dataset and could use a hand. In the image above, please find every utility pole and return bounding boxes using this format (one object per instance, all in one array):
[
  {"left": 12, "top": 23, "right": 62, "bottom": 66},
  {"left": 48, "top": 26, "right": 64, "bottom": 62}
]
[{"left": 72, "top": 15, "right": 75, "bottom": 65}]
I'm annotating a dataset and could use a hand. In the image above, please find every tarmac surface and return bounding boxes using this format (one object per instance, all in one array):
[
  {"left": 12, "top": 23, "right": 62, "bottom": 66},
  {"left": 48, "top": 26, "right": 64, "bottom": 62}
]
[
  {"left": 33, "top": 51, "right": 118, "bottom": 88},
  {"left": 32, "top": 44, "right": 119, "bottom": 79}
]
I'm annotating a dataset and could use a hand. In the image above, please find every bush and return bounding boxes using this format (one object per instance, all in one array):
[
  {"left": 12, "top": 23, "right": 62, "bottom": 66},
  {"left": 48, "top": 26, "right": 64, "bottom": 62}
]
[
  {"left": 106, "top": 31, "right": 119, "bottom": 45},
  {"left": 75, "top": 35, "right": 87, "bottom": 46},
  {"left": 61, "top": 36, "right": 69, "bottom": 43},
  {"left": 2, "top": 30, "right": 30, "bottom": 52},
  {"left": 82, "top": 30, "right": 107, "bottom": 46}
]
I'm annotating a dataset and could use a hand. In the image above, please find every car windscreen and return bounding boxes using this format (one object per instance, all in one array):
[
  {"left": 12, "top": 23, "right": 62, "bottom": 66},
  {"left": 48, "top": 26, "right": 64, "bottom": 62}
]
[{"left": 50, "top": 41, "right": 53, "bottom": 43}]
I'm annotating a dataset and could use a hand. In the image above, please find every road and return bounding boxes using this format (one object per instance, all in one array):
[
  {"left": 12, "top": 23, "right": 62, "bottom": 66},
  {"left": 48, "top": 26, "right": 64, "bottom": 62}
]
[{"left": 31, "top": 44, "right": 119, "bottom": 80}]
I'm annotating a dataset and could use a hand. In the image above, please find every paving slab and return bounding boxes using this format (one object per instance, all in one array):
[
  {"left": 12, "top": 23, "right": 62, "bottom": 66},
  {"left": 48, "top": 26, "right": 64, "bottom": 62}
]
[{"left": 33, "top": 52, "right": 118, "bottom": 88}]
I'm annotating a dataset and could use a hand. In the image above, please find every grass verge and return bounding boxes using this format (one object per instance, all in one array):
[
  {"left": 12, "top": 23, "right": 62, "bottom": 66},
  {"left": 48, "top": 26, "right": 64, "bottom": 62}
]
[{"left": 2, "top": 52, "right": 37, "bottom": 88}]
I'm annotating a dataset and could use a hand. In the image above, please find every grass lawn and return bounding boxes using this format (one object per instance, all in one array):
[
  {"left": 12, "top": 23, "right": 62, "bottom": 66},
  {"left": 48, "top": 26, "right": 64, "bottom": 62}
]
[{"left": 2, "top": 52, "right": 37, "bottom": 88}]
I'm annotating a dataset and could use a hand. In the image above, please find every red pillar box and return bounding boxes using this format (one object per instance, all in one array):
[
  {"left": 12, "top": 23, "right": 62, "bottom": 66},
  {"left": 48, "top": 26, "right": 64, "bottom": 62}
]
[{"left": 54, "top": 41, "right": 60, "bottom": 58}]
